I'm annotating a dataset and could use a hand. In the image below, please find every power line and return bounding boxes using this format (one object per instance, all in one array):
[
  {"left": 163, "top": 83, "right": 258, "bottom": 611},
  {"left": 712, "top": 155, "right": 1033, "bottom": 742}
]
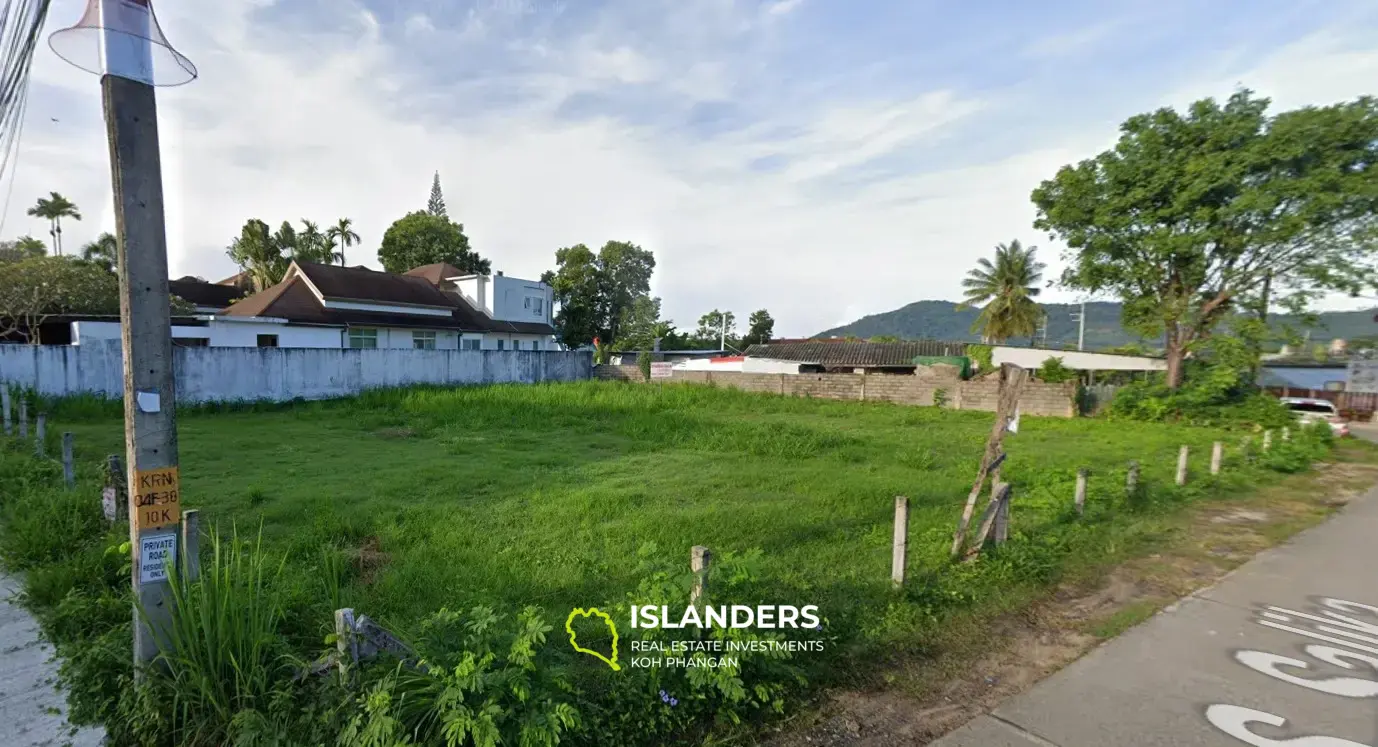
[{"left": 0, "top": 0, "right": 53, "bottom": 236}]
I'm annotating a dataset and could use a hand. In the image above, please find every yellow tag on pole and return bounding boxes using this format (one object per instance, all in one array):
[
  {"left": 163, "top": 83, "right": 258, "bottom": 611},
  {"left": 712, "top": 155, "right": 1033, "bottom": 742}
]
[{"left": 131, "top": 466, "right": 181, "bottom": 530}]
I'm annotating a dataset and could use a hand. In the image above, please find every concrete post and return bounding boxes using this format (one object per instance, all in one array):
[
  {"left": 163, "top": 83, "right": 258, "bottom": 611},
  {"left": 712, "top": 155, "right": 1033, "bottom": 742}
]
[
  {"left": 1126, "top": 460, "right": 1140, "bottom": 498},
  {"left": 106, "top": 74, "right": 183, "bottom": 668},
  {"left": 35, "top": 412, "right": 46, "bottom": 457},
  {"left": 62, "top": 432, "right": 74, "bottom": 488},
  {"left": 1176, "top": 446, "right": 1189, "bottom": 486},
  {"left": 690, "top": 546, "right": 711, "bottom": 607},
  {"left": 1074, "top": 468, "right": 1088, "bottom": 516},
  {"left": 1210, "top": 442, "right": 1223, "bottom": 476},
  {"left": 891, "top": 496, "right": 908, "bottom": 589}
]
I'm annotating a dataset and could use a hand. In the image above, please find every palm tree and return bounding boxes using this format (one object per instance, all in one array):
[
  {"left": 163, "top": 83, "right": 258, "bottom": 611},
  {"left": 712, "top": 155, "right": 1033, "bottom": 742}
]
[
  {"left": 958, "top": 240, "right": 1046, "bottom": 344},
  {"left": 226, "top": 219, "right": 289, "bottom": 291},
  {"left": 326, "top": 218, "right": 359, "bottom": 266},
  {"left": 295, "top": 219, "right": 336, "bottom": 264},
  {"left": 26, "top": 192, "right": 81, "bottom": 256},
  {"left": 80, "top": 232, "right": 118, "bottom": 273}
]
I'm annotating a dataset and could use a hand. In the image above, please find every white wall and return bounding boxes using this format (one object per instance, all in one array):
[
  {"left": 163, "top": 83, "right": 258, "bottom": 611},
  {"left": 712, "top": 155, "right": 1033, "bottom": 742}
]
[
  {"left": 991, "top": 346, "right": 1166, "bottom": 372},
  {"left": 742, "top": 357, "right": 803, "bottom": 374},
  {"left": 72, "top": 321, "right": 210, "bottom": 344},
  {"left": 490, "top": 275, "right": 551, "bottom": 324},
  {"left": 482, "top": 333, "right": 551, "bottom": 351},
  {"left": 677, "top": 358, "right": 745, "bottom": 371},
  {"left": 208, "top": 320, "right": 341, "bottom": 348},
  {"left": 0, "top": 340, "right": 593, "bottom": 403},
  {"left": 452, "top": 276, "right": 489, "bottom": 315}
]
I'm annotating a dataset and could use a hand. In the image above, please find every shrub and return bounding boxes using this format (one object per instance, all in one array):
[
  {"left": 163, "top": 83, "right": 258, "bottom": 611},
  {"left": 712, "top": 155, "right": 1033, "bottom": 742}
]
[
  {"left": 1036, "top": 356, "right": 1077, "bottom": 383},
  {"left": 637, "top": 350, "right": 653, "bottom": 382},
  {"left": 967, "top": 344, "right": 993, "bottom": 374}
]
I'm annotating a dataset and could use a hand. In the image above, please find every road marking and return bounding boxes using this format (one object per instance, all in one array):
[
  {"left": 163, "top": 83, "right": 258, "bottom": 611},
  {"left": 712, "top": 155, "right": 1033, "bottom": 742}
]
[
  {"left": 1205, "top": 705, "right": 1368, "bottom": 746},
  {"left": 1234, "top": 647, "right": 1378, "bottom": 697}
]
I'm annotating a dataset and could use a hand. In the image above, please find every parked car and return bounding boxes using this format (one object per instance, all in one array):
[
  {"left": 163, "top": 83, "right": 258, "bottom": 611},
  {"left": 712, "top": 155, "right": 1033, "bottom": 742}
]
[{"left": 1280, "top": 397, "right": 1350, "bottom": 437}]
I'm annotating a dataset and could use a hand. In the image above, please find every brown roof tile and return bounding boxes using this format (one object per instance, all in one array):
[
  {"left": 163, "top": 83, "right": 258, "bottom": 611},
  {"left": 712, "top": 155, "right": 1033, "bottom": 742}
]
[
  {"left": 403, "top": 263, "right": 468, "bottom": 285},
  {"left": 169, "top": 278, "right": 246, "bottom": 308},
  {"left": 294, "top": 262, "right": 456, "bottom": 307}
]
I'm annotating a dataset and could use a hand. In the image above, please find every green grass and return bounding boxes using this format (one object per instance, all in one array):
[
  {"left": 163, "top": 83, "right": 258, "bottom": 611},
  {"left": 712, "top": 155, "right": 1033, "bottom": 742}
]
[
  {"left": 50, "top": 382, "right": 1259, "bottom": 634},
  {"left": 4, "top": 380, "right": 1333, "bottom": 744}
]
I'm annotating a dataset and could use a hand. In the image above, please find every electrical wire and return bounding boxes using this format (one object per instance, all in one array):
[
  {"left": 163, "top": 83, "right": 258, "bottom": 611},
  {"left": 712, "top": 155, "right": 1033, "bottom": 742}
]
[{"left": 0, "top": 0, "right": 53, "bottom": 236}]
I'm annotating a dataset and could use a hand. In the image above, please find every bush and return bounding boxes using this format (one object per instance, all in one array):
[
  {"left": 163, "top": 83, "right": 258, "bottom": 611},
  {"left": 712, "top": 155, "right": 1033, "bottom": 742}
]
[
  {"left": 637, "top": 350, "right": 653, "bottom": 382},
  {"left": 1036, "top": 356, "right": 1077, "bottom": 383},
  {"left": 967, "top": 344, "right": 993, "bottom": 374}
]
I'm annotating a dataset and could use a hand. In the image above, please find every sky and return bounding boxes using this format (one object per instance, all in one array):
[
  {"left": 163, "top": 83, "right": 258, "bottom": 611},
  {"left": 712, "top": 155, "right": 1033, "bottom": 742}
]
[{"left": 5, "top": 0, "right": 1378, "bottom": 337}]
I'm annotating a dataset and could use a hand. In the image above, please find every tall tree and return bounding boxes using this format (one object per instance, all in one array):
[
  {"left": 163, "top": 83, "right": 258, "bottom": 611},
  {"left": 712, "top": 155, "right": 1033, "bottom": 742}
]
[
  {"left": 427, "top": 171, "right": 447, "bottom": 217},
  {"left": 326, "top": 217, "right": 360, "bottom": 266},
  {"left": 378, "top": 210, "right": 488, "bottom": 274},
  {"left": 80, "top": 232, "right": 118, "bottom": 273},
  {"left": 957, "top": 240, "right": 1045, "bottom": 344},
  {"left": 294, "top": 219, "right": 337, "bottom": 264},
  {"left": 613, "top": 295, "right": 664, "bottom": 351},
  {"left": 1033, "top": 91, "right": 1378, "bottom": 388},
  {"left": 26, "top": 192, "right": 80, "bottom": 256},
  {"left": 695, "top": 309, "right": 736, "bottom": 348},
  {"left": 742, "top": 309, "right": 775, "bottom": 346},
  {"left": 226, "top": 219, "right": 289, "bottom": 291},
  {"left": 543, "top": 240, "right": 656, "bottom": 348},
  {"left": 0, "top": 235, "right": 46, "bottom": 262}
]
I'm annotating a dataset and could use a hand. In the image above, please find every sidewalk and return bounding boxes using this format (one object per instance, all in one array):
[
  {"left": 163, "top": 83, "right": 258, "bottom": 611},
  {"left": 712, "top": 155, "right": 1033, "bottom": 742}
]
[
  {"left": 931, "top": 480, "right": 1378, "bottom": 746},
  {"left": 0, "top": 574, "right": 104, "bottom": 746}
]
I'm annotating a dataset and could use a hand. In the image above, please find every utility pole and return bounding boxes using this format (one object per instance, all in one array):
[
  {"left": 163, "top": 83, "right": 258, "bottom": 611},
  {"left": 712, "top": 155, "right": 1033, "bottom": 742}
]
[
  {"left": 51, "top": 0, "right": 197, "bottom": 669},
  {"left": 720, "top": 313, "right": 727, "bottom": 352},
  {"left": 1076, "top": 302, "right": 1086, "bottom": 351}
]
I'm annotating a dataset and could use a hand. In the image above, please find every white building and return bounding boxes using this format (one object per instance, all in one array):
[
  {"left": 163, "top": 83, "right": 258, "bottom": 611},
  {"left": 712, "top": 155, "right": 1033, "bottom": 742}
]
[{"left": 69, "top": 261, "right": 558, "bottom": 351}]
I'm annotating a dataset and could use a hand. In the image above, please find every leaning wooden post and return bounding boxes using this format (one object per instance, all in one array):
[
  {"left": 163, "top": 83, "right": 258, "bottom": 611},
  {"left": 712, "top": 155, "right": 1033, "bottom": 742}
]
[
  {"left": 1, "top": 386, "right": 10, "bottom": 436},
  {"left": 994, "top": 488, "right": 1011, "bottom": 544},
  {"left": 1074, "top": 468, "right": 1088, "bottom": 516},
  {"left": 18, "top": 400, "right": 27, "bottom": 440},
  {"left": 61, "top": 433, "right": 75, "bottom": 489},
  {"left": 1263, "top": 430, "right": 1273, "bottom": 451},
  {"left": 180, "top": 509, "right": 200, "bottom": 583},
  {"left": 690, "top": 546, "right": 711, "bottom": 606},
  {"left": 952, "top": 364, "right": 1026, "bottom": 557},
  {"left": 34, "top": 412, "right": 46, "bottom": 457},
  {"left": 1176, "top": 446, "right": 1189, "bottom": 486},
  {"left": 891, "top": 496, "right": 909, "bottom": 589},
  {"left": 1126, "top": 460, "right": 1140, "bottom": 498},
  {"left": 1210, "top": 442, "right": 1223, "bottom": 476}
]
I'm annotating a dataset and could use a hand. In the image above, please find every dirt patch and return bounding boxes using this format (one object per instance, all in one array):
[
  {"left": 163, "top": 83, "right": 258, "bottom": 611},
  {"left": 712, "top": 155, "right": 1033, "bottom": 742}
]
[
  {"left": 348, "top": 536, "right": 390, "bottom": 585},
  {"left": 764, "top": 457, "right": 1378, "bottom": 747}
]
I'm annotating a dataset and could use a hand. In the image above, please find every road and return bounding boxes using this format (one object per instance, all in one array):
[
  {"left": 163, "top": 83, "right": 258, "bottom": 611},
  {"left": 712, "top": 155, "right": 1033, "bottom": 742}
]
[
  {"left": 932, "top": 463, "right": 1378, "bottom": 746},
  {"left": 0, "top": 573, "right": 103, "bottom": 746}
]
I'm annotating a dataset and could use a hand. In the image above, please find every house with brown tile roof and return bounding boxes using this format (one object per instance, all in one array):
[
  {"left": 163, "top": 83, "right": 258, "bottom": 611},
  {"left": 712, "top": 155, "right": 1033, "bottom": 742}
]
[{"left": 207, "top": 261, "right": 556, "bottom": 351}]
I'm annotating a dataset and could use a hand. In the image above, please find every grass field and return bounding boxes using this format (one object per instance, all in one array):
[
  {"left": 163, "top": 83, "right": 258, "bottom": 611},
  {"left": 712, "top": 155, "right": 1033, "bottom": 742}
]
[
  {"left": 3, "top": 380, "right": 1337, "bottom": 744},
  {"left": 53, "top": 381, "right": 1258, "bottom": 630}
]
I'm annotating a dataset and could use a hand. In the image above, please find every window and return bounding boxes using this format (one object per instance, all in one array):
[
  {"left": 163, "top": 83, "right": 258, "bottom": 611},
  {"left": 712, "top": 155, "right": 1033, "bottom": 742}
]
[
  {"left": 496, "top": 339, "right": 505, "bottom": 351},
  {"left": 529, "top": 340, "right": 541, "bottom": 351},
  {"left": 256, "top": 334, "right": 278, "bottom": 348},
  {"left": 1324, "top": 381, "right": 1346, "bottom": 392},
  {"left": 513, "top": 340, "right": 523, "bottom": 351},
  {"left": 173, "top": 338, "right": 209, "bottom": 348},
  {"left": 348, "top": 328, "right": 378, "bottom": 349},
  {"left": 524, "top": 296, "right": 544, "bottom": 316},
  {"left": 462, "top": 338, "right": 481, "bottom": 351},
  {"left": 412, "top": 330, "right": 436, "bottom": 350}
]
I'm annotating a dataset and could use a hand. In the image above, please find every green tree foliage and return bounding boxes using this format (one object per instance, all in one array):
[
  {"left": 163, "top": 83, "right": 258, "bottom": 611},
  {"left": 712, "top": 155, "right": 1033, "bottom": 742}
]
[
  {"left": 26, "top": 192, "right": 80, "bottom": 256},
  {"left": 226, "top": 219, "right": 289, "bottom": 292},
  {"left": 742, "top": 309, "right": 775, "bottom": 346},
  {"left": 0, "top": 235, "right": 46, "bottom": 262},
  {"left": 695, "top": 309, "right": 736, "bottom": 348},
  {"left": 378, "top": 211, "right": 488, "bottom": 275},
  {"left": 542, "top": 241, "right": 655, "bottom": 348},
  {"left": 1033, "top": 90, "right": 1378, "bottom": 388},
  {"left": 958, "top": 239, "right": 1045, "bottom": 343},
  {"left": 293, "top": 220, "right": 337, "bottom": 264},
  {"left": 869, "top": 335, "right": 900, "bottom": 343},
  {"left": 0, "top": 256, "right": 118, "bottom": 342},
  {"left": 427, "top": 171, "right": 447, "bottom": 217},
  {"left": 325, "top": 218, "right": 359, "bottom": 266},
  {"left": 79, "top": 232, "right": 118, "bottom": 274},
  {"left": 1036, "top": 356, "right": 1078, "bottom": 383},
  {"left": 614, "top": 295, "right": 664, "bottom": 351}
]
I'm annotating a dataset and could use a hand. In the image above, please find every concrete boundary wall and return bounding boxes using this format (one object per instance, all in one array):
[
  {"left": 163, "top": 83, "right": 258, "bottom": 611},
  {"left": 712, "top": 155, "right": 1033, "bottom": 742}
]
[
  {"left": 594, "top": 365, "right": 1077, "bottom": 417},
  {"left": 0, "top": 341, "right": 592, "bottom": 403}
]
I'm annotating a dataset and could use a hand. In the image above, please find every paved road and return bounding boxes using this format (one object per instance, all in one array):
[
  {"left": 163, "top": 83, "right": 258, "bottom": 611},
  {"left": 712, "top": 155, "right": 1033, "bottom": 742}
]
[
  {"left": 932, "top": 478, "right": 1378, "bottom": 747},
  {"left": 0, "top": 574, "right": 104, "bottom": 746}
]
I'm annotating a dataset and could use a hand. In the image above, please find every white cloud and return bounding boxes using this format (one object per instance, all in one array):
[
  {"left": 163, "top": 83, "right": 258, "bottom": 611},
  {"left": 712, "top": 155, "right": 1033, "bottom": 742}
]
[
  {"left": 765, "top": 0, "right": 803, "bottom": 18},
  {"left": 4, "top": 0, "right": 1377, "bottom": 337}
]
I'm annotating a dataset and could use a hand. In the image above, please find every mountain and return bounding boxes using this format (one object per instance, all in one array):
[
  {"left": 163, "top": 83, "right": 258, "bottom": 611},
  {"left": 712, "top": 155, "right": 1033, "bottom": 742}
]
[{"left": 816, "top": 301, "right": 1378, "bottom": 351}]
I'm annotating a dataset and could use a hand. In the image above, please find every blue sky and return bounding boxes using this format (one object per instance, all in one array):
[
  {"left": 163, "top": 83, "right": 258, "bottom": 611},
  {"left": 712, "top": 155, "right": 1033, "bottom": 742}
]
[{"left": 8, "top": 0, "right": 1378, "bottom": 335}]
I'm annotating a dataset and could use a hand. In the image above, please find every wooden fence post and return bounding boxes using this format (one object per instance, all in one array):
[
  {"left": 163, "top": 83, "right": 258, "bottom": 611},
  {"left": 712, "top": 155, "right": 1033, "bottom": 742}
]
[
  {"left": 1074, "top": 468, "right": 1088, "bottom": 516},
  {"left": 1126, "top": 460, "right": 1140, "bottom": 498},
  {"left": 691, "top": 546, "right": 711, "bottom": 606},
  {"left": 18, "top": 400, "right": 27, "bottom": 440},
  {"left": 1263, "top": 430, "right": 1273, "bottom": 451},
  {"left": 1211, "top": 442, "right": 1223, "bottom": 476},
  {"left": 34, "top": 412, "right": 45, "bottom": 457},
  {"left": 891, "top": 496, "right": 908, "bottom": 589},
  {"left": 62, "top": 433, "right": 74, "bottom": 489},
  {"left": 994, "top": 488, "right": 1011, "bottom": 544},
  {"left": 102, "top": 455, "right": 126, "bottom": 524},
  {"left": 1, "top": 386, "right": 9, "bottom": 437},
  {"left": 1176, "top": 446, "right": 1189, "bottom": 486},
  {"left": 181, "top": 509, "right": 200, "bottom": 583}
]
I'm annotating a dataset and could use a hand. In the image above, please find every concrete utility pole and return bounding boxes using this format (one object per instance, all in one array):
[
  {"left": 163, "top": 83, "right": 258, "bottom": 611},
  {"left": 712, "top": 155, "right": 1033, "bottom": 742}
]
[
  {"left": 50, "top": 0, "right": 198, "bottom": 669},
  {"left": 720, "top": 314, "right": 727, "bottom": 352},
  {"left": 1077, "top": 302, "right": 1086, "bottom": 352}
]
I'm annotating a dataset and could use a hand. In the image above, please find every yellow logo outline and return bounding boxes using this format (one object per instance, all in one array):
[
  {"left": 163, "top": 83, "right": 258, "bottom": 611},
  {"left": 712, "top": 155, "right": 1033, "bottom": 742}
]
[{"left": 565, "top": 607, "right": 621, "bottom": 671}]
